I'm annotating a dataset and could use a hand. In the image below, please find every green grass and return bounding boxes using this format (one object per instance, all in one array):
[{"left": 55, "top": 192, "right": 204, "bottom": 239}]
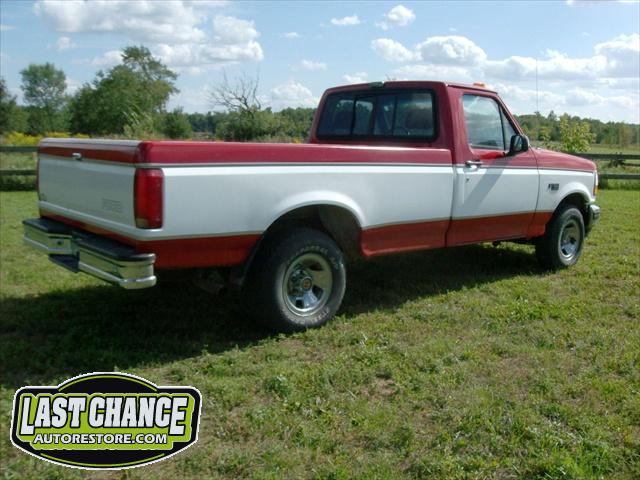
[
  {"left": 1, "top": 190, "right": 639, "bottom": 479},
  {"left": 0, "top": 153, "right": 37, "bottom": 191}
]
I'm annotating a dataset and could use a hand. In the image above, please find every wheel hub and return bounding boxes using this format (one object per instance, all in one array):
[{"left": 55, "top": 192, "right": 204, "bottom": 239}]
[
  {"left": 283, "top": 253, "right": 333, "bottom": 317},
  {"left": 559, "top": 219, "right": 581, "bottom": 261}
]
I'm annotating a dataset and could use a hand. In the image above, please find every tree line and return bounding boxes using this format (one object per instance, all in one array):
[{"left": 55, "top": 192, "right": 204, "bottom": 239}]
[{"left": 1, "top": 45, "right": 638, "bottom": 151}]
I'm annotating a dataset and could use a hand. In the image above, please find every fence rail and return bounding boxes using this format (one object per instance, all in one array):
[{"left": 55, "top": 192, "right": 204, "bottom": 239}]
[
  {"left": 1, "top": 146, "right": 639, "bottom": 179},
  {"left": 0, "top": 146, "right": 39, "bottom": 153}
]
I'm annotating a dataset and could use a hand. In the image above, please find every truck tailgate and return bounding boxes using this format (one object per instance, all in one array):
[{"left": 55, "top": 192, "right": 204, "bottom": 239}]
[{"left": 38, "top": 139, "right": 140, "bottom": 229}]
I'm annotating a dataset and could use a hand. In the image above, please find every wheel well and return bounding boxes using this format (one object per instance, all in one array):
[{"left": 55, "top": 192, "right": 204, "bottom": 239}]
[
  {"left": 556, "top": 193, "right": 589, "bottom": 224},
  {"left": 263, "top": 205, "right": 362, "bottom": 259}
]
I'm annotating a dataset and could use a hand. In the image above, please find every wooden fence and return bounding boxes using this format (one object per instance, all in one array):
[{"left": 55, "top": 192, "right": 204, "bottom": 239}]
[{"left": 1, "top": 145, "right": 639, "bottom": 180}]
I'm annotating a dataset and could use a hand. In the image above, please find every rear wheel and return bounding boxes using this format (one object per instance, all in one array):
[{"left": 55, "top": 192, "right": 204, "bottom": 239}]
[
  {"left": 246, "top": 228, "right": 346, "bottom": 332},
  {"left": 535, "top": 204, "right": 585, "bottom": 270}
]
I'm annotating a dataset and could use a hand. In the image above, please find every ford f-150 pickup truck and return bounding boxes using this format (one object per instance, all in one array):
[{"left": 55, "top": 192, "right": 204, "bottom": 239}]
[{"left": 23, "top": 80, "right": 600, "bottom": 331}]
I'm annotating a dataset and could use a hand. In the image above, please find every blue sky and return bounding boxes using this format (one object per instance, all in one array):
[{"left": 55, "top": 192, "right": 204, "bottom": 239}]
[{"left": 1, "top": 0, "right": 639, "bottom": 122}]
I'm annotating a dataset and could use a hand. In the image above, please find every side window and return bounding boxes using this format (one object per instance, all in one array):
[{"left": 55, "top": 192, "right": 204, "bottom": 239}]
[
  {"left": 502, "top": 109, "right": 516, "bottom": 148},
  {"left": 373, "top": 94, "right": 395, "bottom": 136},
  {"left": 393, "top": 92, "right": 434, "bottom": 137},
  {"left": 462, "top": 94, "right": 504, "bottom": 149},
  {"left": 317, "top": 94, "right": 354, "bottom": 135},
  {"left": 317, "top": 90, "right": 436, "bottom": 140},
  {"left": 353, "top": 97, "right": 374, "bottom": 135}
]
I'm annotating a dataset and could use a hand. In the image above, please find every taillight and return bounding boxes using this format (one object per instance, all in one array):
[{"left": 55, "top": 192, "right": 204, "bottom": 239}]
[
  {"left": 36, "top": 155, "right": 40, "bottom": 198},
  {"left": 134, "top": 168, "right": 164, "bottom": 229}
]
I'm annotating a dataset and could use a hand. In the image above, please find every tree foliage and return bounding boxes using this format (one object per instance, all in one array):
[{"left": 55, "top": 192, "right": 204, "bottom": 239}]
[
  {"left": 69, "top": 46, "right": 177, "bottom": 135},
  {"left": 207, "top": 74, "right": 317, "bottom": 142},
  {"left": 19, "top": 63, "right": 68, "bottom": 134},
  {"left": 162, "top": 108, "right": 193, "bottom": 139},
  {"left": 0, "top": 77, "right": 28, "bottom": 134},
  {"left": 210, "top": 73, "right": 262, "bottom": 115},
  {"left": 559, "top": 114, "right": 595, "bottom": 153},
  {"left": 517, "top": 111, "right": 639, "bottom": 150}
]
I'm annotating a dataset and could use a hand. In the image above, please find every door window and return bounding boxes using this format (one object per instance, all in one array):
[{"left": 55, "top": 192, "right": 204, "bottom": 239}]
[{"left": 462, "top": 94, "right": 516, "bottom": 150}]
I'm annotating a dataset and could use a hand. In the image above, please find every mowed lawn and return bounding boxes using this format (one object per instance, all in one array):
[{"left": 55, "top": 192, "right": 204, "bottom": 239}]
[{"left": 1, "top": 190, "right": 638, "bottom": 479}]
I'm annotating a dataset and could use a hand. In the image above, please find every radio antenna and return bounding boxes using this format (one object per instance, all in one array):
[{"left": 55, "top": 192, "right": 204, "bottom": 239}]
[{"left": 536, "top": 57, "right": 540, "bottom": 114}]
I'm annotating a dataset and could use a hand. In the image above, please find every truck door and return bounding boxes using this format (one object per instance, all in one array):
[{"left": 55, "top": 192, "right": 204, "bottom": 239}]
[{"left": 447, "top": 91, "right": 539, "bottom": 245}]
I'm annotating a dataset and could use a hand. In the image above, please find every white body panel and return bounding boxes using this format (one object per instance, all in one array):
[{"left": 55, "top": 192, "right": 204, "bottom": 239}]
[
  {"left": 452, "top": 166, "right": 539, "bottom": 219},
  {"left": 537, "top": 169, "right": 596, "bottom": 211},
  {"left": 37, "top": 155, "right": 596, "bottom": 245},
  {"left": 39, "top": 157, "right": 454, "bottom": 240},
  {"left": 39, "top": 155, "right": 136, "bottom": 228}
]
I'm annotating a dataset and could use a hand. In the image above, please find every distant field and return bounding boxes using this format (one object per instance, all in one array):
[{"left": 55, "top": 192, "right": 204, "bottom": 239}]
[{"left": 1, "top": 190, "right": 638, "bottom": 479}]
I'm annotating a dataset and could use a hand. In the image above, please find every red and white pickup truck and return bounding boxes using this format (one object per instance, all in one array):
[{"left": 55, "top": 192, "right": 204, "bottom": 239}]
[{"left": 24, "top": 81, "right": 600, "bottom": 331}]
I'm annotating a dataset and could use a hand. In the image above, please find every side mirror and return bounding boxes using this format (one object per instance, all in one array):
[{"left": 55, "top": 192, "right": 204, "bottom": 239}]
[{"left": 508, "top": 134, "right": 529, "bottom": 156}]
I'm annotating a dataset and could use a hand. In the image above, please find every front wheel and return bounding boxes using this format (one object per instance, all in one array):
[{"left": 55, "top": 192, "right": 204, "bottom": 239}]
[
  {"left": 535, "top": 205, "right": 585, "bottom": 270},
  {"left": 246, "top": 228, "right": 346, "bottom": 332}
]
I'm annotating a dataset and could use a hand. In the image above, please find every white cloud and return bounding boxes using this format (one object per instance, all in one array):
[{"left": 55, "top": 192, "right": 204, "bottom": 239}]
[
  {"left": 66, "top": 77, "right": 81, "bottom": 94},
  {"left": 212, "top": 14, "right": 258, "bottom": 44},
  {"left": 270, "top": 80, "right": 316, "bottom": 109},
  {"left": 490, "top": 83, "right": 565, "bottom": 106},
  {"left": 342, "top": 72, "right": 368, "bottom": 84},
  {"left": 371, "top": 35, "right": 486, "bottom": 66},
  {"left": 392, "top": 64, "right": 476, "bottom": 82},
  {"left": 34, "top": 0, "right": 213, "bottom": 43},
  {"left": 594, "top": 33, "right": 640, "bottom": 76},
  {"left": 300, "top": 59, "right": 327, "bottom": 71},
  {"left": 284, "top": 31, "right": 300, "bottom": 38},
  {"left": 50, "top": 36, "right": 76, "bottom": 51},
  {"left": 371, "top": 38, "right": 418, "bottom": 62},
  {"left": 33, "top": 1, "right": 262, "bottom": 72},
  {"left": 89, "top": 50, "right": 123, "bottom": 67},
  {"left": 377, "top": 5, "right": 415, "bottom": 30},
  {"left": 330, "top": 15, "right": 361, "bottom": 26},
  {"left": 417, "top": 35, "right": 487, "bottom": 65},
  {"left": 154, "top": 14, "right": 263, "bottom": 72},
  {"left": 372, "top": 32, "right": 639, "bottom": 85},
  {"left": 0, "top": 24, "right": 16, "bottom": 31},
  {"left": 167, "top": 85, "right": 211, "bottom": 112}
]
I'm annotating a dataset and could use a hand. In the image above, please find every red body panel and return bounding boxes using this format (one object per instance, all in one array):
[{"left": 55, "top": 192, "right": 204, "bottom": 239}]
[
  {"left": 39, "top": 140, "right": 139, "bottom": 163},
  {"left": 41, "top": 211, "right": 260, "bottom": 268},
  {"left": 361, "top": 220, "right": 450, "bottom": 256},
  {"left": 534, "top": 148, "right": 596, "bottom": 172}
]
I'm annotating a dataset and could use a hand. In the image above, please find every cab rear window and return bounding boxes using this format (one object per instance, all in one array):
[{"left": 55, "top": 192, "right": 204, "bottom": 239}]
[{"left": 317, "top": 89, "right": 437, "bottom": 141}]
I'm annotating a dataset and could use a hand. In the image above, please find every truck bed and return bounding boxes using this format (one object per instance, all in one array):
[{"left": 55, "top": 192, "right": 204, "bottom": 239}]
[{"left": 37, "top": 138, "right": 455, "bottom": 268}]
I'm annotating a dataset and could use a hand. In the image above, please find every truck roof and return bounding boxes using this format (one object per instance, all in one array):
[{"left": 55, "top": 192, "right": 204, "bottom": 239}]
[{"left": 325, "top": 80, "right": 497, "bottom": 95}]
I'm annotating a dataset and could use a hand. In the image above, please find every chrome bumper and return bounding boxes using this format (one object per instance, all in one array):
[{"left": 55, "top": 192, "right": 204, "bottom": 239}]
[
  {"left": 586, "top": 204, "right": 601, "bottom": 235},
  {"left": 23, "top": 218, "right": 156, "bottom": 289}
]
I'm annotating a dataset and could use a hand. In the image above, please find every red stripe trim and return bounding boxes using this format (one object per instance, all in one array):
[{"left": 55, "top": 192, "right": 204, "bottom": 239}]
[
  {"left": 446, "top": 212, "right": 536, "bottom": 246},
  {"left": 39, "top": 140, "right": 452, "bottom": 166},
  {"left": 361, "top": 220, "right": 449, "bottom": 257},
  {"left": 40, "top": 212, "right": 259, "bottom": 268},
  {"left": 41, "top": 210, "right": 553, "bottom": 269},
  {"left": 526, "top": 211, "right": 553, "bottom": 238},
  {"left": 39, "top": 142, "right": 140, "bottom": 164}
]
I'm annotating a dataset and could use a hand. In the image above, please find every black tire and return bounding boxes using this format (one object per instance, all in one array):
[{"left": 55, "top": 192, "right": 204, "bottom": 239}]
[
  {"left": 246, "top": 227, "right": 346, "bottom": 332},
  {"left": 535, "top": 204, "right": 585, "bottom": 270}
]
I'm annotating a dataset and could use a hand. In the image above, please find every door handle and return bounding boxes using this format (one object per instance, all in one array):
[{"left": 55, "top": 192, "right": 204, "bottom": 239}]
[{"left": 465, "top": 159, "right": 483, "bottom": 168}]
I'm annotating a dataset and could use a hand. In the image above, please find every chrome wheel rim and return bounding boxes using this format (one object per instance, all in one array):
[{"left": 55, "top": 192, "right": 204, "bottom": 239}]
[
  {"left": 558, "top": 219, "right": 581, "bottom": 261},
  {"left": 283, "top": 253, "right": 333, "bottom": 317}
]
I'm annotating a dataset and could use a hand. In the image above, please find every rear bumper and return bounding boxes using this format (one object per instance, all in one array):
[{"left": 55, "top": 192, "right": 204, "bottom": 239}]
[
  {"left": 23, "top": 218, "right": 156, "bottom": 289},
  {"left": 586, "top": 203, "right": 601, "bottom": 235}
]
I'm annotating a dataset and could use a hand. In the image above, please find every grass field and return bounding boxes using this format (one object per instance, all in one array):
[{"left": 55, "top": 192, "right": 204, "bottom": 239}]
[{"left": 1, "top": 190, "right": 639, "bottom": 479}]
